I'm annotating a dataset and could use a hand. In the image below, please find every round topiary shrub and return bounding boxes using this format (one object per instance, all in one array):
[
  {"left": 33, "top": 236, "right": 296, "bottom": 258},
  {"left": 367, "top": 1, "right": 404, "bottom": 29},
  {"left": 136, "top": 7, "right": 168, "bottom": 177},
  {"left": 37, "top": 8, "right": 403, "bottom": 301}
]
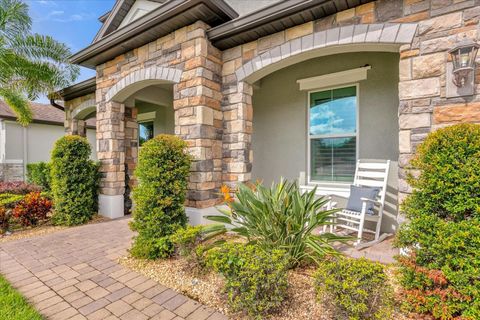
[
  {"left": 403, "top": 123, "right": 480, "bottom": 221},
  {"left": 130, "top": 134, "right": 191, "bottom": 259},
  {"left": 396, "top": 123, "right": 480, "bottom": 319},
  {"left": 50, "top": 135, "right": 99, "bottom": 226}
]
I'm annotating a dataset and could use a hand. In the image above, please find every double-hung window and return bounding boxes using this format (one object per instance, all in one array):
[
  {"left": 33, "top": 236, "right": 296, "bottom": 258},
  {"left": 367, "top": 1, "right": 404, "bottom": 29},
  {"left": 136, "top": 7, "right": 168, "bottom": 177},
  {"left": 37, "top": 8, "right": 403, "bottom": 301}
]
[{"left": 309, "top": 85, "right": 357, "bottom": 183}]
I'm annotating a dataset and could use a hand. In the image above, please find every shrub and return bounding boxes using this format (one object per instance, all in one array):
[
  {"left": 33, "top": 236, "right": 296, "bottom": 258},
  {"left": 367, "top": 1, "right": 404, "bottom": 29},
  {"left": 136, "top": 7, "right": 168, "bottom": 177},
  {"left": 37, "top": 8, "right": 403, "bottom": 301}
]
[
  {"left": 50, "top": 135, "right": 99, "bottom": 226},
  {"left": 403, "top": 123, "right": 480, "bottom": 221},
  {"left": 0, "top": 181, "right": 40, "bottom": 194},
  {"left": 129, "top": 236, "right": 174, "bottom": 260},
  {"left": 396, "top": 124, "right": 480, "bottom": 319},
  {"left": 314, "top": 257, "right": 394, "bottom": 320},
  {"left": 130, "top": 134, "right": 191, "bottom": 259},
  {"left": 12, "top": 192, "right": 52, "bottom": 227},
  {"left": 0, "top": 207, "right": 9, "bottom": 233},
  {"left": 205, "top": 180, "right": 346, "bottom": 267},
  {"left": 26, "top": 162, "right": 51, "bottom": 191},
  {"left": 204, "top": 243, "right": 289, "bottom": 317},
  {"left": 0, "top": 193, "right": 24, "bottom": 208},
  {"left": 170, "top": 225, "right": 203, "bottom": 257}
]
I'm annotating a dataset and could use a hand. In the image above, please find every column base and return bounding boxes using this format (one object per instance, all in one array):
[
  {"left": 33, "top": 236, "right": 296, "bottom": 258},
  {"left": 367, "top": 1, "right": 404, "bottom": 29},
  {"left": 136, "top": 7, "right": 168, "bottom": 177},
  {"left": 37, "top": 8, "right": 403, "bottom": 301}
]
[
  {"left": 98, "top": 194, "right": 124, "bottom": 219},
  {"left": 185, "top": 205, "right": 227, "bottom": 225}
]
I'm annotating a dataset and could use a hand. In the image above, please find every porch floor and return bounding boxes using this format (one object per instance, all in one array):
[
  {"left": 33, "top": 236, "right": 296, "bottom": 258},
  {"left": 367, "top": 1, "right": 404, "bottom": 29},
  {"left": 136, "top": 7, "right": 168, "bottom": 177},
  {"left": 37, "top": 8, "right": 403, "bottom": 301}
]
[{"left": 335, "top": 236, "right": 398, "bottom": 264}]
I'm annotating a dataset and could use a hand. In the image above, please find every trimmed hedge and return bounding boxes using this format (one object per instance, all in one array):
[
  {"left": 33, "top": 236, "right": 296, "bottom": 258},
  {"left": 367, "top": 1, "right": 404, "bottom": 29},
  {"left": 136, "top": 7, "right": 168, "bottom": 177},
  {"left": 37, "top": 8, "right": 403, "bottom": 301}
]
[
  {"left": 314, "top": 257, "right": 394, "bottom": 320},
  {"left": 204, "top": 243, "right": 289, "bottom": 317},
  {"left": 26, "top": 162, "right": 51, "bottom": 192},
  {"left": 50, "top": 135, "right": 99, "bottom": 226},
  {"left": 130, "top": 134, "right": 191, "bottom": 259},
  {"left": 396, "top": 124, "right": 480, "bottom": 319}
]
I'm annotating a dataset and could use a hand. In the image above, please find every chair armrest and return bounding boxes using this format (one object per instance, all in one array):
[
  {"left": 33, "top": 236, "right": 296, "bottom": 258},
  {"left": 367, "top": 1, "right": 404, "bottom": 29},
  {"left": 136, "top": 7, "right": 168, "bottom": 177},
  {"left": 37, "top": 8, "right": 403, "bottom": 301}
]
[{"left": 360, "top": 197, "right": 381, "bottom": 205}]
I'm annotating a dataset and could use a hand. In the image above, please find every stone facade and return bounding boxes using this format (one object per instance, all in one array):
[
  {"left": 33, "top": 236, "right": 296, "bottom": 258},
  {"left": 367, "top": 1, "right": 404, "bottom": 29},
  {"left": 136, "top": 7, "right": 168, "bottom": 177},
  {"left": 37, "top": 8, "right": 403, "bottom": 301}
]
[{"left": 64, "top": 0, "right": 480, "bottom": 213}]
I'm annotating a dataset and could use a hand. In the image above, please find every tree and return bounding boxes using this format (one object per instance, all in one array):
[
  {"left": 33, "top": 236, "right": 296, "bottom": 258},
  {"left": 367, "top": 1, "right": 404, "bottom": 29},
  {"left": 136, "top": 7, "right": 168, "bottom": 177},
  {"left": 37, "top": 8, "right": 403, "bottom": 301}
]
[{"left": 0, "top": 0, "right": 79, "bottom": 125}]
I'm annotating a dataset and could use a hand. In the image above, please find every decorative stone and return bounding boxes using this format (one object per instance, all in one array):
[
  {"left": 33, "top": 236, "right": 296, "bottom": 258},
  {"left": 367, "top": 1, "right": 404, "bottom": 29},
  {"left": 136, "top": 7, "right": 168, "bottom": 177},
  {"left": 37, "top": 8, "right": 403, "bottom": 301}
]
[
  {"left": 412, "top": 52, "right": 445, "bottom": 78},
  {"left": 433, "top": 102, "right": 480, "bottom": 124},
  {"left": 399, "top": 113, "right": 431, "bottom": 129},
  {"left": 399, "top": 78, "right": 440, "bottom": 99}
]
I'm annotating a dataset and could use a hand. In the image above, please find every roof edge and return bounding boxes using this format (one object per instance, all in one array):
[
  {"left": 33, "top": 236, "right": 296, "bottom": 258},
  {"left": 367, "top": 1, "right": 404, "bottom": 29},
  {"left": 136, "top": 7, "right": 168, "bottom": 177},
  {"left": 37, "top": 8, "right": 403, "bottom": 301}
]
[
  {"left": 71, "top": 0, "right": 238, "bottom": 67},
  {"left": 207, "top": 0, "right": 332, "bottom": 46},
  {"left": 59, "top": 77, "right": 97, "bottom": 101}
]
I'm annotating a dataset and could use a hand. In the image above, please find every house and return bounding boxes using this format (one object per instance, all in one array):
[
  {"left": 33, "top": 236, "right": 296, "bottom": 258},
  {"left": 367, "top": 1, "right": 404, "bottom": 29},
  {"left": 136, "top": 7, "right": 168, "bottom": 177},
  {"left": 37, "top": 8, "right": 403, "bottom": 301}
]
[
  {"left": 0, "top": 100, "right": 96, "bottom": 182},
  {"left": 57, "top": 0, "right": 480, "bottom": 232}
]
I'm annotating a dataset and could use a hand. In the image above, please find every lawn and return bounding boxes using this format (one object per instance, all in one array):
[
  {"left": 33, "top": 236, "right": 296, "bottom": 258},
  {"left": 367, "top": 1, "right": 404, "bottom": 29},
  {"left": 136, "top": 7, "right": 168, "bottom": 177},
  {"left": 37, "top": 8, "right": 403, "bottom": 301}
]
[{"left": 0, "top": 275, "right": 43, "bottom": 320}]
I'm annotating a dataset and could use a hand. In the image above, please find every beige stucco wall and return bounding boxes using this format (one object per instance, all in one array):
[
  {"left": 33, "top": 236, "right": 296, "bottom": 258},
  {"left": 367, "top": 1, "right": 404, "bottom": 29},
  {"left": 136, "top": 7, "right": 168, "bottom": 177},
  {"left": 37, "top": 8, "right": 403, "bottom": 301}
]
[
  {"left": 251, "top": 51, "right": 399, "bottom": 183},
  {"left": 4, "top": 121, "right": 96, "bottom": 164},
  {"left": 251, "top": 52, "right": 400, "bottom": 233},
  {"left": 136, "top": 101, "right": 175, "bottom": 135}
]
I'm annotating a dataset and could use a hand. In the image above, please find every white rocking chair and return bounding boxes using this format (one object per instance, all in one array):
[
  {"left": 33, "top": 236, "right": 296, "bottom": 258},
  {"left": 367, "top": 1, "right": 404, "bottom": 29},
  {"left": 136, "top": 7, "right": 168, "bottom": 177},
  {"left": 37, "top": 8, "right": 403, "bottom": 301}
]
[{"left": 332, "top": 159, "right": 391, "bottom": 249}]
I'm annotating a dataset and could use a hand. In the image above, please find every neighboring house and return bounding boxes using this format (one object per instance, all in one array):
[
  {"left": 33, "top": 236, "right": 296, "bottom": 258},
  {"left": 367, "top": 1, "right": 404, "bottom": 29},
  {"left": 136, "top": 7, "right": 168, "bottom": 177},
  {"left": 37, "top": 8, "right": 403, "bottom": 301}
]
[
  {"left": 0, "top": 101, "right": 96, "bottom": 182},
  {"left": 57, "top": 0, "right": 480, "bottom": 231}
]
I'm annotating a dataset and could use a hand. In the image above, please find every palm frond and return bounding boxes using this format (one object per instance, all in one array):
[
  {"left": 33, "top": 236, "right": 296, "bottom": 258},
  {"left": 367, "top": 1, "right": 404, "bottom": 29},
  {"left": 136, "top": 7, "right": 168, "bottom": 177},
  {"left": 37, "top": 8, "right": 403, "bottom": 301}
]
[
  {"left": 0, "top": 0, "right": 31, "bottom": 39},
  {"left": 0, "top": 88, "right": 32, "bottom": 125}
]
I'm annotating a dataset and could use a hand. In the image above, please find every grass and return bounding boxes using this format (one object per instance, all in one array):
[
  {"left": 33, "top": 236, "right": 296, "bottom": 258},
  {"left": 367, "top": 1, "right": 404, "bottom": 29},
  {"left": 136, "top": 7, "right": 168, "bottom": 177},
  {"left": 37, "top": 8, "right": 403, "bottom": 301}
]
[{"left": 0, "top": 274, "right": 43, "bottom": 320}]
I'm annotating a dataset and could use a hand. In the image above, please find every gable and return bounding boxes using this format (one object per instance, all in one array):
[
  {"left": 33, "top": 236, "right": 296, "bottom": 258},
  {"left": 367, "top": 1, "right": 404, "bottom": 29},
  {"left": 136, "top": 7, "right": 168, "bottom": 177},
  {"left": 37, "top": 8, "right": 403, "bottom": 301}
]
[
  {"left": 93, "top": 0, "right": 167, "bottom": 43},
  {"left": 118, "top": 0, "right": 162, "bottom": 28}
]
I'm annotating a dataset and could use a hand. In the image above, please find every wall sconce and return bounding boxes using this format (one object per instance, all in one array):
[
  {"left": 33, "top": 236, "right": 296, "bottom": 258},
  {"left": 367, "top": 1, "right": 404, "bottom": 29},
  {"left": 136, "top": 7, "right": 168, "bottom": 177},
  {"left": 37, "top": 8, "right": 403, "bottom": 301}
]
[{"left": 448, "top": 39, "right": 479, "bottom": 87}]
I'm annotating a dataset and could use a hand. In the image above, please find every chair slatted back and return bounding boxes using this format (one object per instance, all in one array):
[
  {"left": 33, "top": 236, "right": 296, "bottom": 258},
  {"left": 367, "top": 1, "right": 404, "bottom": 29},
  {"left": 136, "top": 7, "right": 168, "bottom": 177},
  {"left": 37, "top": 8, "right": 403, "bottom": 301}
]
[{"left": 353, "top": 159, "right": 390, "bottom": 212}]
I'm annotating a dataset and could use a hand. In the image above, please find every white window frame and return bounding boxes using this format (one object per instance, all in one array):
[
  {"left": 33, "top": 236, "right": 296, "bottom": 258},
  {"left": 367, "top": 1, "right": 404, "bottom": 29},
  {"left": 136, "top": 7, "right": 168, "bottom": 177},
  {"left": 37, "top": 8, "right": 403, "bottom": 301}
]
[{"left": 306, "top": 83, "right": 360, "bottom": 189}]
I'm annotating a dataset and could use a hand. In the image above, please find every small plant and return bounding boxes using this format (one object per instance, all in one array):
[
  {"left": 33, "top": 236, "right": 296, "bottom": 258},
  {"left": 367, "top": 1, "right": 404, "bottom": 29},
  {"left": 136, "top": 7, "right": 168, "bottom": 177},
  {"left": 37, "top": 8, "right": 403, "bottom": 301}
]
[
  {"left": 314, "top": 257, "right": 394, "bottom": 320},
  {"left": 0, "top": 193, "right": 24, "bottom": 208},
  {"left": 204, "top": 243, "right": 289, "bottom": 317},
  {"left": 0, "top": 181, "right": 40, "bottom": 194},
  {"left": 0, "top": 207, "right": 9, "bottom": 233},
  {"left": 26, "top": 162, "right": 51, "bottom": 191},
  {"left": 170, "top": 225, "right": 204, "bottom": 257},
  {"left": 12, "top": 192, "right": 52, "bottom": 227},
  {"left": 50, "top": 135, "right": 99, "bottom": 226},
  {"left": 129, "top": 236, "right": 174, "bottom": 260},
  {"left": 205, "top": 180, "right": 347, "bottom": 267},
  {"left": 130, "top": 134, "right": 191, "bottom": 259}
]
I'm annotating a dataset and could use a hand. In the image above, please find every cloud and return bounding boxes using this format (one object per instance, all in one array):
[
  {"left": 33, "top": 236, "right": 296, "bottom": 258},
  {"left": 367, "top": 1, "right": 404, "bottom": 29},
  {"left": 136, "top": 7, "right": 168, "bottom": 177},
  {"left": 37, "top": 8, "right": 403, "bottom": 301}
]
[{"left": 37, "top": 0, "right": 57, "bottom": 6}]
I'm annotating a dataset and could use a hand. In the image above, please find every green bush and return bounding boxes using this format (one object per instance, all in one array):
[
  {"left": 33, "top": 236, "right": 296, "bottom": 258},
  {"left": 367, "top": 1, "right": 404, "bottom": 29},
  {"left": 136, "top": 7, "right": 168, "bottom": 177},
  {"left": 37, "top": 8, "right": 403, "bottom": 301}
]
[
  {"left": 205, "top": 180, "right": 346, "bottom": 267},
  {"left": 50, "top": 135, "right": 99, "bottom": 226},
  {"left": 314, "top": 257, "right": 394, "bottom": 320},
  {"left": 204, "top": 243, "right": 289, "bottom": 317},
  {"left": 396, "top": 124, "right": 480, "bottom": 319},
  {"left": 170, "top": 225, "right": 203, "bottom": 257},
  {"left": 0, "top": 193, "right": 24, "bottom": 208},
  {"left": 403, "top": 123, "right": 480, "bottom": 221},
  {"left": 26, "top": 162, "right": 51, "bottom": 191},
  {"left": 130, "top": 134, "right": 191, "bottom": 259}
]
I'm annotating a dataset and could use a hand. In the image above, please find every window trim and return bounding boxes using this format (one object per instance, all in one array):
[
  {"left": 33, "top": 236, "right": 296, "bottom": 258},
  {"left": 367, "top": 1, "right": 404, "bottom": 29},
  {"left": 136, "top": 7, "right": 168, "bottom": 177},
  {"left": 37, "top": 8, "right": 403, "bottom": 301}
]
[{"left": 306, "top": 83, "right": 360, "bottom": 187}]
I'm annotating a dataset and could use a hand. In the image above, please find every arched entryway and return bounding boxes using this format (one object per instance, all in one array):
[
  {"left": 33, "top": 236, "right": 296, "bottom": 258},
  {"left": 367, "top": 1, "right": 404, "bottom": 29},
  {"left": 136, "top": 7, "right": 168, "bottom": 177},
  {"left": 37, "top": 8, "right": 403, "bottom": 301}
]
[{"left": 96, "top": 65, "right": 180, "bottom": 218}]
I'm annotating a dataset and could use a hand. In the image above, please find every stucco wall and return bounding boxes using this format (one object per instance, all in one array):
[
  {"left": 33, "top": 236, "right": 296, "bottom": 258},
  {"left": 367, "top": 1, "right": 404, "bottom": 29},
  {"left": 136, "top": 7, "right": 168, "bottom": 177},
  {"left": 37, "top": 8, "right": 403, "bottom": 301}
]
[
  {"left": 136, "top": 101, "right": 175, "bottom": 135},
  {"left": 251, "top": 51, "right": 399, "bottom": 184},
  {"left": 4, "top": 121, "right": 96, "bottom": 164}
]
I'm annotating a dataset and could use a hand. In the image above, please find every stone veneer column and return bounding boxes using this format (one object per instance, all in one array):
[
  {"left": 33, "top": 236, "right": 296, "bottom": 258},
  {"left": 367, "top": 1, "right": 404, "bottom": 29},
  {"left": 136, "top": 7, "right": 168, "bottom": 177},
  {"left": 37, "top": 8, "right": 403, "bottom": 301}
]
[
  {"left": 96, "top": 100, "right": 125, "bottom": 218},
  {"left": 222, "top": 81, "right": 253, "bottom": 188},
  {"left": 124, "top": 106, "right": 138, "bottom": 213},
  {"left": 174, "top": 24, "right": 224, "bottom": 209}
]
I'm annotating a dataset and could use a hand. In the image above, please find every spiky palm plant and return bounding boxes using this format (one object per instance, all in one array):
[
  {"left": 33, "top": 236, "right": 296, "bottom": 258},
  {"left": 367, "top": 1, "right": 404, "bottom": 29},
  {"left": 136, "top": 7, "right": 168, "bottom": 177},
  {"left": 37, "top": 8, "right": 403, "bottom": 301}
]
[{"left": 0, "top": 0, "right": 79, "bottom": 125}]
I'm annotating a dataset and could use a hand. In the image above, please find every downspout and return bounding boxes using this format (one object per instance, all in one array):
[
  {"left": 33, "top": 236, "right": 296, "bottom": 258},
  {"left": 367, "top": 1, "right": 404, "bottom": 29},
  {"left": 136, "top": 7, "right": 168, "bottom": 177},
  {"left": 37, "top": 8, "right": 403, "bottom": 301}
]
[{"left": 50, "top": 98, "right": 65, "bottom": 111}]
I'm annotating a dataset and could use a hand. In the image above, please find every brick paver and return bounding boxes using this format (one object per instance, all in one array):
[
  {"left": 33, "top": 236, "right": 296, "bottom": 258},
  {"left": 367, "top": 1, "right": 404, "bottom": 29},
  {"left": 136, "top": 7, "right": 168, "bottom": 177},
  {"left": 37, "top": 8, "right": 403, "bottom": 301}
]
[{"left": 0, "top": 218, "right": 226, "bottom": 320}]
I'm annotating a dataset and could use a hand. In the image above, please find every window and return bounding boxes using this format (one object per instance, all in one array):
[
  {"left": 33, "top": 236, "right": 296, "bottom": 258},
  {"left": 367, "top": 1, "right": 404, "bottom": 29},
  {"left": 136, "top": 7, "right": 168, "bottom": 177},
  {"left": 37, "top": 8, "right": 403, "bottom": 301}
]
[
  {"left": 139, "top": 121, "right": 154, "bottom": 146},
  {"left": 309, "top": 86, "right": 357, "bottom": 183}
]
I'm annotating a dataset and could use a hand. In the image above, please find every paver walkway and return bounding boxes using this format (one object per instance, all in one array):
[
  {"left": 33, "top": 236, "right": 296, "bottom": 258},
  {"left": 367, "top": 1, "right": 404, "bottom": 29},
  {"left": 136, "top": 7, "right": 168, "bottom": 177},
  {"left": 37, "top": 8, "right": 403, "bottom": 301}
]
[{"left": 0, "top": 218, "right": 226, "bottom": 320}]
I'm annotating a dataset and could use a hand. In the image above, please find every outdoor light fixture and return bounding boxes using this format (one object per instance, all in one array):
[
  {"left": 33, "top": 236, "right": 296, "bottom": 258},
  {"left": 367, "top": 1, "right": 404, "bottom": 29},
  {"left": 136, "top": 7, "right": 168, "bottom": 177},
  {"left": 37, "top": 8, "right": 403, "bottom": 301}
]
[{"left": 448, "top": 39, "right": 479, "bottom": 87}]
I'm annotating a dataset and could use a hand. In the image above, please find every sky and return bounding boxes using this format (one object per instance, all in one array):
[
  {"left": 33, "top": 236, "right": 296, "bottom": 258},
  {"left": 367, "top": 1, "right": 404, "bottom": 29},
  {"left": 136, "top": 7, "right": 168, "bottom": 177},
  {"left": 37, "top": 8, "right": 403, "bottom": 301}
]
[{"left": 25, "top": 0, "right": 115, "bottom": 101}]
